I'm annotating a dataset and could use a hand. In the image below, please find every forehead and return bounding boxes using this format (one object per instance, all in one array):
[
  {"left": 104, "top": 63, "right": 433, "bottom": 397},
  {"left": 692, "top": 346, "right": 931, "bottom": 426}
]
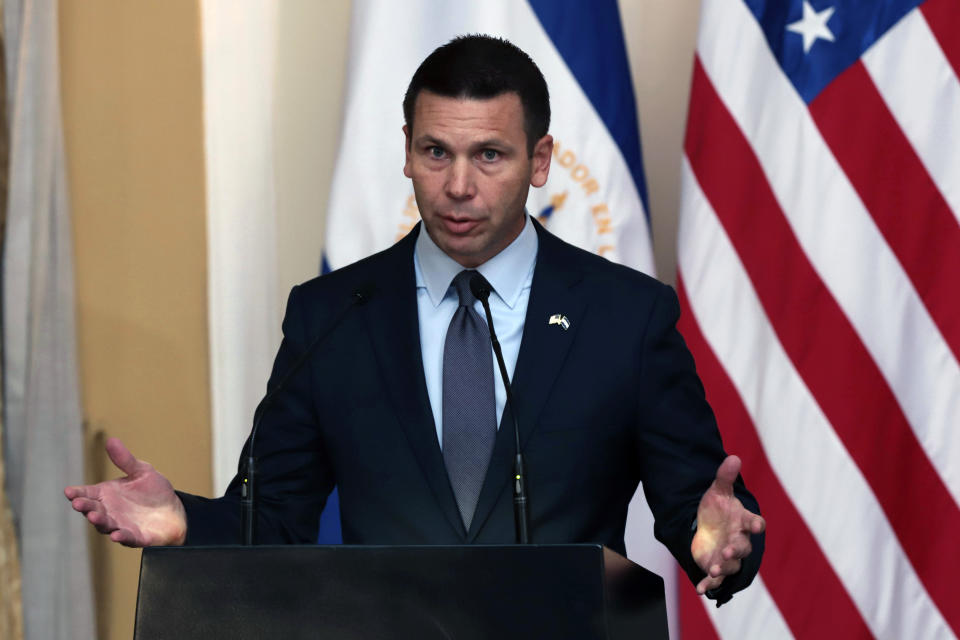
[{"left": 411, "top": 91, "right": 526, "bottom": 145}]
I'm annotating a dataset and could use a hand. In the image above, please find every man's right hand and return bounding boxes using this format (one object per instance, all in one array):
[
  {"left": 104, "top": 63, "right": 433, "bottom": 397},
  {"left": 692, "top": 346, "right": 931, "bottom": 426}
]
[{"left": 65, "top": 437, "right": 187, "bottom": 547}]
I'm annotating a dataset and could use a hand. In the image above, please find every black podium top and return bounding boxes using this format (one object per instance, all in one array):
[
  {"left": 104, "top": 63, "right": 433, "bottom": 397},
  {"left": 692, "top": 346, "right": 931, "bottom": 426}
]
[{"left": 135, "top": 544, "right": 667, "bottom": 640}]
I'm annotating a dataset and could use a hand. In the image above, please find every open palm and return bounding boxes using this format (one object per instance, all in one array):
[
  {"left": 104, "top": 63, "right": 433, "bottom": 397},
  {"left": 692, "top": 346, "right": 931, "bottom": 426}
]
[
  {"left": 65, "top": 438, "right": 187, "bottom": 547},
  {"left": 690, "top": 455, "right": 766, "bottom": 594}
]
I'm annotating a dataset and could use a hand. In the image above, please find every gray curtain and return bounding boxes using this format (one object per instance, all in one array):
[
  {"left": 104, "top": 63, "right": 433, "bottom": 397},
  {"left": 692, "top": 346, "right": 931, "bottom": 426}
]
[
  {"left": 0, "top": 4, "right": 25, "bottom": 637},
  {"left": 2, "top": 0, "right": 95, "bottom": 638}
]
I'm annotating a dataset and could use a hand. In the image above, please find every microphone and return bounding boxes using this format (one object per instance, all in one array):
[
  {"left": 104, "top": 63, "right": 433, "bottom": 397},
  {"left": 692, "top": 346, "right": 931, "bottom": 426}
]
[
  {"left": 240, "top": 283, "right": 375, "bottom": 545},
  {"left": 469, "top": 273, "right": 530, "bottom": 544}
]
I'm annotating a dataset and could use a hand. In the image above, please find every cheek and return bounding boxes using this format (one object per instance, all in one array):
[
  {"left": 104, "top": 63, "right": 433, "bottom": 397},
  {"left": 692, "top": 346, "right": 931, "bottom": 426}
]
[
  {"left": 492, "top": 176, "right": 531, "bottom": 209},
  {"left": 412, "top": 165, "right": 445, "bottom": 188},
  {"left": 409, "top": 172, "right": 436, "bottom": 201},
  {"left": 410, "top": 181, "right": 442, "bottom": 222}
]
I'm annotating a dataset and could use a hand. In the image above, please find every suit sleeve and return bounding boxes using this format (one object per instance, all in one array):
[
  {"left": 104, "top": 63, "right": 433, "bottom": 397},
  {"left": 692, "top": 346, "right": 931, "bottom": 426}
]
[
  {"left": 178, "top": 284, "right": 336, "bottom": 545},
  {"left": 635, "top": 283, "right": 764, "bottom": 606}
]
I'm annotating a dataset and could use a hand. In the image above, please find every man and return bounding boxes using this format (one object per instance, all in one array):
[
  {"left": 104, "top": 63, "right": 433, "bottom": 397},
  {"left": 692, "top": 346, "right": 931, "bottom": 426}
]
[{"left": 66, "top": 35, "right": 764, "bottom": 604}]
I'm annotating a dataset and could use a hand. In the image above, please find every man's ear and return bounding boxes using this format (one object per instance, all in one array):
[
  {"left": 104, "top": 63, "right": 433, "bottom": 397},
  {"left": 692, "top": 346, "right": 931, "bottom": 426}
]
[
  {"left": 530, "top": 134, "right": 553, "bottom": 188},
  {"left": 403, "top": 125, "right": 413, "bottom": 178}
]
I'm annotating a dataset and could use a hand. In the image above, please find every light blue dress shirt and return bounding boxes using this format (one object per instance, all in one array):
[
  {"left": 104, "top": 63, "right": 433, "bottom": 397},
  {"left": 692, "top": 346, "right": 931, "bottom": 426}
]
[{"left": 414, "top": 216, "right": 538, "bottom": 447}]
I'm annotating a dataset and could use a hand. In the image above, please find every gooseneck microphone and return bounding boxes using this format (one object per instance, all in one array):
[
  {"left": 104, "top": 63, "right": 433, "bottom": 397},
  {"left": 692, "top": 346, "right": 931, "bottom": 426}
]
[
  {"left": 469, "top": 273, "right": 530, "bottom": 544},
  {"left": 240, "top": 283, "right": 375, "bottom": 545}
]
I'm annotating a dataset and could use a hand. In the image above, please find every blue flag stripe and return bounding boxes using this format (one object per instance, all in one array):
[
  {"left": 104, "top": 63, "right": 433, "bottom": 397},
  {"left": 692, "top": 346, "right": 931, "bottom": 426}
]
[
  {"left": 527, "top": 0, "right": 650, "bottom": 216},
  {"left": 317, "top": 488, "right": 343, "bottom": 543},
  {"left": 744, "top": 0, "right": 923, "bottom": 103}
]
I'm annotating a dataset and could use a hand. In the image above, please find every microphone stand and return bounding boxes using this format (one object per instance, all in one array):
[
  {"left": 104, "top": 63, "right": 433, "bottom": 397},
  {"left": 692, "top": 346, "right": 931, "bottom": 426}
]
[
  {"left": 470, "top": 274, "right": 530, "bottom": 544},
  {"left": 240, "top": 285, "right": 373, "bottom": 545}
]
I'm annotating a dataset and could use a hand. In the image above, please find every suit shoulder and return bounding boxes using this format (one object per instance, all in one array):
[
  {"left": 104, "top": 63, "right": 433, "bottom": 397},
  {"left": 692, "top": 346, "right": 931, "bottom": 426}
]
[
  {"left": 292, "top": 239, "right": 412, "bottom": 303},
  {"left": 547, "top": 232, "right": 670, "bottom": 299}
]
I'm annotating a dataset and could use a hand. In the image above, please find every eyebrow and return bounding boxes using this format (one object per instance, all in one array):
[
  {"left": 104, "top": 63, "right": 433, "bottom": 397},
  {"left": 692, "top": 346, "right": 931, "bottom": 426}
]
[
  {"left": 414, "top": 135, "right": 447, "bottom": 148},
  {"left": 414, "top": 135, "right": 514, "bottom": 151}
]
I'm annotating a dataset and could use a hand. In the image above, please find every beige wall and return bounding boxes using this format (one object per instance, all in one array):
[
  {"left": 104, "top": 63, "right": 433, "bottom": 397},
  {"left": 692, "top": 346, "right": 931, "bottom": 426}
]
[
  {"left": 273, "top": 1, "right": 351, "bottom": 305},
  {"left": 622, "top": 0, "right": 701, "bottom": 283},
  {"left": 60, "top": 1, "right": 699, "bottom": 637},
  {"left": 60, "top": 2, "right": 211, "bottom": 638}
]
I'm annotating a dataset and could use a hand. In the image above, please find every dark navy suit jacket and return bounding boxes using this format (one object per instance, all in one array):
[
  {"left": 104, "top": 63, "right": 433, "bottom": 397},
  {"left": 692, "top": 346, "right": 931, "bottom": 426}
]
[{"left": 180, "top": 221, "right": 763, "bottom": 603}]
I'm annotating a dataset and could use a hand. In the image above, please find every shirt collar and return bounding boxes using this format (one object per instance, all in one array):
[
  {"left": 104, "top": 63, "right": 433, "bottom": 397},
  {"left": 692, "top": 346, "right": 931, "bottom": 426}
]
[{"left": 415, "top": 215, "right": 538, "bottom": 308}]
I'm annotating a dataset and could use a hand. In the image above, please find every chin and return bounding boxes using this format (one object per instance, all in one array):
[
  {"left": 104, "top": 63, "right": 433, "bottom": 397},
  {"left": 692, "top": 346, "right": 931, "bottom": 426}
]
[
  {"left": 443, "top": 245, "right": 480, "bottom": 263},
  {"left": 439, "top": 241, "right": 484, "bottom": 265}
]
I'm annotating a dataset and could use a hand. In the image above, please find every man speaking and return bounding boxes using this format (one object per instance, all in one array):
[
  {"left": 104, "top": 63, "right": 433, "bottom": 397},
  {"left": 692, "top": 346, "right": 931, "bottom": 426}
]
[{"left": 66, "top": 35, "right": 764, "bottom": 605}]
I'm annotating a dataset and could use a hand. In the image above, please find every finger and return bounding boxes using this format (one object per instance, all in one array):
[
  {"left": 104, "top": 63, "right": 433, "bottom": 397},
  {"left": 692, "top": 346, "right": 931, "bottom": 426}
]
[
  {"left": 711, "top": 556, "right": 742, "bottom": 578},
  {"left": 91, "top": 520, "right": 116, "bottom": 535},
  {"left": 696, "top": 573, "right": 725, "bottom": 595},
  {"left": 109, "top": 528, "right": 143, "bottom": 548},
  {"left": 713, "top": 454, "right": 742, "bottom": 491},
  {"left": 105, "top": 437, "right": 141, "bottom": 476},
  {"left": 86, "top": 510, "right": 118, "bottom": 534},
  {"left": 70, "top": 497, "right": 104, "bottom": 515},
  {"left": 64, "top": 485, "right": 99, "bottom": 501},
  {"left": 744, "top": 512, "right": 766, "bottom": 534},
  {"left": 722, "top": 537, "right": 752, "bottom": 561}
]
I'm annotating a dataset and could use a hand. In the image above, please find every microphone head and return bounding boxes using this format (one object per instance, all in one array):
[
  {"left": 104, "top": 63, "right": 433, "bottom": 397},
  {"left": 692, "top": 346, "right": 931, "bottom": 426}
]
[
  {"left": 469, "top": 273, "right": 492, "bottom": 302},
  {"left": 352, "top": 283, "right": 377, "bottom": 305}
]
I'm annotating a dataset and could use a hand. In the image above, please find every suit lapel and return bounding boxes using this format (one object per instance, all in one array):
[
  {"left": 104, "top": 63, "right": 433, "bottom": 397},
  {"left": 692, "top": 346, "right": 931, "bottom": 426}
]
[
  {"left": 360, "top": 227, "right": 465, "bottom": 538},
  {"left": 467, "top": 224, "right": 588, "bottom": 540}
]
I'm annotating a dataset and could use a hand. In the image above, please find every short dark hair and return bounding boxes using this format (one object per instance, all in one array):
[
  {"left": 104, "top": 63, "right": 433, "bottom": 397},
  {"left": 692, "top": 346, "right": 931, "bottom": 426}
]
[{"left": 403, "top": 34, "right": 550, "bottom": 155}]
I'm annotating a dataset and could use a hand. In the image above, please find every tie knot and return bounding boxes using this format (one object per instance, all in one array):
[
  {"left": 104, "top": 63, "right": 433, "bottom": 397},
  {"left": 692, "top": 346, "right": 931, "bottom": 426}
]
[{"left": 452, "top": 270, "right": 478, "bottom": 307}]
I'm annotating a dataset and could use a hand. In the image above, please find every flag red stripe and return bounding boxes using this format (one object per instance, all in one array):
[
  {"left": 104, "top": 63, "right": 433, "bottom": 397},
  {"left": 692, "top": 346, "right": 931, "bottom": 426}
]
[
  {"left": 685, "top": 55, "right": 960, "bottom": 636},
  {"left": 810, "top": 60, "right": 960, "bottom": 364},
  {"left": 921, "top": 0, "right": 960, "bottom": 80},
  {"left": 677, "top": 568, "right": 721, "bottom": 640},
  {"left": 676, "top": 277, "right": 873, "bottom": 639}
]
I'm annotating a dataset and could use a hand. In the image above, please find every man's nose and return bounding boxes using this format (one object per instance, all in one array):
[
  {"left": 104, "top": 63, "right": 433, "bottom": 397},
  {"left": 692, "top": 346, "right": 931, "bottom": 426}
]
[{"left": 444, "top": 159, "right": 476, "bottom": 200}]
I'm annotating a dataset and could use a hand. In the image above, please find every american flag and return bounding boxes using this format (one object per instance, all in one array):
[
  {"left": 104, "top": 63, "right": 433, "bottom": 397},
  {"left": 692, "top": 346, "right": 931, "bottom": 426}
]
[{"left": 676, "top": 0, "right": 960, "bottom": 638}]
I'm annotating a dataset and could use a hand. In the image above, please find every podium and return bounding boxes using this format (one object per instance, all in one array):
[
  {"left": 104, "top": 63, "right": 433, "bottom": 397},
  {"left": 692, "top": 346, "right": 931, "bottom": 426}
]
[{"left": 134, "top": 544, "right": 668, "bottom": 639}]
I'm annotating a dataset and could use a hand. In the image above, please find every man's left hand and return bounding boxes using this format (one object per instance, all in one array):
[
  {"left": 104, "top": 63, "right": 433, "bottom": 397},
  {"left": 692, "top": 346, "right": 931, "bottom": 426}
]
[{"left": 690, "top": 455, "right": 766, "bottom": 595}]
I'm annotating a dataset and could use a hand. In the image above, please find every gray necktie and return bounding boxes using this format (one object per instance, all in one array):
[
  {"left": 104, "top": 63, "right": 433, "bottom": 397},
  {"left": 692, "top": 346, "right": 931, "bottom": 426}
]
[{"left": 442, "top": 269, "right": 497, "bottom": 531}]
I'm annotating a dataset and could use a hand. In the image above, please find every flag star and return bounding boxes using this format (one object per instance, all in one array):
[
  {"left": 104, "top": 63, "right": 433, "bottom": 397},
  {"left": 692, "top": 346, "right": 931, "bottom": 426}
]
[{"left": 787, "top": 2, "right": 836, "bottom": 54}]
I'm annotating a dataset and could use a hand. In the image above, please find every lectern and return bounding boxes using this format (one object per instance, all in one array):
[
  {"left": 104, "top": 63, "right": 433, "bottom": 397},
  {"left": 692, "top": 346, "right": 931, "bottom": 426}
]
[{"left": 134, "top": 544, "right": 668, "bottom": 639}]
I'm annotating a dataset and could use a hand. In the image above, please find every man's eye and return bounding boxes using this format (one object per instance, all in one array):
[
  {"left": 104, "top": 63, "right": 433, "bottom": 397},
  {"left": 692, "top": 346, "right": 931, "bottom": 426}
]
[
  {"left": 428, "top": 146, "right": 445, "bottom": 158},
  {"left": 480, "top": 149, "right": 499, "bottom": 162}
]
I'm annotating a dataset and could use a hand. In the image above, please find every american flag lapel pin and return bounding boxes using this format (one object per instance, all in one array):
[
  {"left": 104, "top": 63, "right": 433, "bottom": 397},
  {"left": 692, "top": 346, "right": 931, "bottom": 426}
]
[{"left": 548, "top": 314, "right": 570, "bottom": 330}]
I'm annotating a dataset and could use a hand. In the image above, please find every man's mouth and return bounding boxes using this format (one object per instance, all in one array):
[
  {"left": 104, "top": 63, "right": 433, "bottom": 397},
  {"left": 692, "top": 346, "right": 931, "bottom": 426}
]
[{"left": 439, "top": 215, "right": 481, "bottom": 235}]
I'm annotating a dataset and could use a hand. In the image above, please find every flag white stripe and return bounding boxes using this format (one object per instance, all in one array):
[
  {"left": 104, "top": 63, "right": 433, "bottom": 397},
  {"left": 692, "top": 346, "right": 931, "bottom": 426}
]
[
  {"left": 863, "top": 7, "right": 960, "bottom": 225},
  {"left": 696, "top": 0, "right": 960, "bottom": 510},
  {"left": 679, "top": 157, "right": 954, "bottom": 640},
  {"left": 703, "top": 575, "right": 794, "bottom": 640}
]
